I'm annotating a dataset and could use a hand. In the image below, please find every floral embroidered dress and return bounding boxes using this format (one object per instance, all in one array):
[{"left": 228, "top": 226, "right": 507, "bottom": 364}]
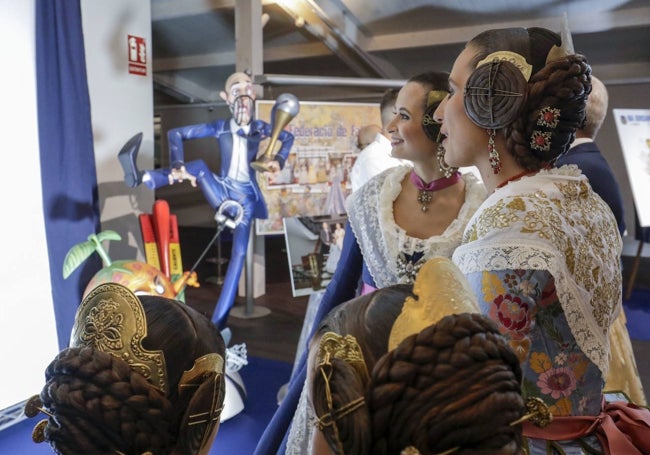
[
  {"left": 453, "top": 166, "right": 624, "bottom": 454},
  {"left": 283, "top": 165, "right": 486, "bottom": 455}
]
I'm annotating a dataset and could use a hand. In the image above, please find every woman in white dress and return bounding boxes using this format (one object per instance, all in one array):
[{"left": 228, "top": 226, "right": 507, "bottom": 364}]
[{"left": 254, "top": 71, "right": 487, "bottom": 455}]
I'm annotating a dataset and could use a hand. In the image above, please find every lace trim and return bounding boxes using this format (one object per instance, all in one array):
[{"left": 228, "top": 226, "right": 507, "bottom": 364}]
[
  {"left": 453, "top": 168, "right": 622, "bottom": 375},
  {"left": 285, "top": 383, "right": 315, "bottom": 455},
  {"left": 346, "top": 167, "right": 486, "bottom": 288}
]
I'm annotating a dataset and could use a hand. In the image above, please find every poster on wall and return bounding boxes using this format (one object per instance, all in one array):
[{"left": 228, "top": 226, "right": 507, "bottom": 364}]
[
  {"left": 254, "top": 100, "right": 381, "bottom": 235},
  {"left": 283, "top": 215, "right": 348, "bottom": 297},
  {"left": 613, "top": 108, "right": 650, "bottom": 227}
]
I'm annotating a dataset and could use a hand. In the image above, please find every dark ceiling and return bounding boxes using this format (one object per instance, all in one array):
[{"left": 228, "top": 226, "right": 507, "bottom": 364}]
[{"left": 151, "top": 0, "right": 650, "bottom": 106}]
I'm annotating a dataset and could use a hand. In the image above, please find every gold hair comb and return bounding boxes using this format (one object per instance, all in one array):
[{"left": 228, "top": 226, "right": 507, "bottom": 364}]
[
  {"left": 71, "top": 283, "right": 168, "bottom": 393},
  {"left": 477, "top": 50, "right": 532, "bottom": 81},
  {"left": 427, "top": 90, "right": 448, "bottom": 107}
]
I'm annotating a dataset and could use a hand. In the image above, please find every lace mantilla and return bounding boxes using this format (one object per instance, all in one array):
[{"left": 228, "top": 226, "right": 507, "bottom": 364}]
[
  {"left": 285, "top": 384, "right": 315, "bottom": 454},
  {"left": 346, "top": 166, "right": 486, "bottom": 288},
  {"left": 453, "top": 166, "right": 622, "bottom": 375}
]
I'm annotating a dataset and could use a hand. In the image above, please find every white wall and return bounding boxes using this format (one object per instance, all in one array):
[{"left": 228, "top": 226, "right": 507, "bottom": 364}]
[
  {"left": 81, "top": 0, "right": 155, "bottom": 261},
  {"left": 0, "top": 0, "right": 157, "bottom": 417},
  {"left": 0, "top": 0, "right": 59, "bottom": 412},
  {"left": 595, "top": 81, "right": 650, "bottom": 256}
]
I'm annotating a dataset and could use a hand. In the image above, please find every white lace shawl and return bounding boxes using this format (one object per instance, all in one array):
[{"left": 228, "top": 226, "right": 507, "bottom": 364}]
[
  {"left": 346, "top": 166, "right": 487, "bottom": 288},
  {"left": 452, "top": 165, "right": 622, "bottom": 375}
]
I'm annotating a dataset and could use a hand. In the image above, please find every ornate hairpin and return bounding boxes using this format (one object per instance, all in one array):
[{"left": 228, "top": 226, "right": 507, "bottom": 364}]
[
  {"left": 546, "top": 13, "right": 575, "bottom": 64},
  {"left": 537, "top": 106, "right": 561, "bottom": 128},
  {"left": 422, "top": 90, "right": 448, "bottom": 143},
  {"left": 530, "top": 106, "right": 561, "bottom": 153},
  {"left": 316, "top": 332, "right": 369, "bottom": 385},
  {"left": 314, "top": 332, "right": 368, "bottom": 454}
]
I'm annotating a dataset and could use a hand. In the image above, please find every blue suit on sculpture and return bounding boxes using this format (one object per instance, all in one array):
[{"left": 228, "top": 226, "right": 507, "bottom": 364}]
[
  {"left": 119, "top": 72, "right": 296, "bottom": 329},
  {"left": 143, "top": 118, "right": 294, "bottom": 328}
]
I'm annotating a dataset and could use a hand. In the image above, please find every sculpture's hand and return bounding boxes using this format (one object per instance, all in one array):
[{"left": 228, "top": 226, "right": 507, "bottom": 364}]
[
  {"left": 168, "top": 165, "right": 197, "bottom": 187},
  {"left": 263, "top": 160, "right": 281, "bottom": 174}
]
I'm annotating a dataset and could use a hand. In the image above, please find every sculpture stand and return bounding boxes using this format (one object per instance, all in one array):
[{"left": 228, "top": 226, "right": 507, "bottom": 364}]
[{"left": 230, "top": 229, "right": 272, "bottom": 319}]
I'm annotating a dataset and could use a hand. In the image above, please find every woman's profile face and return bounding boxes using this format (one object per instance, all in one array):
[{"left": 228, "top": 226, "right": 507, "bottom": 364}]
[
  {"left": 386, "top": 81, "right": 432, "bottom": 162},
  {"left": 435, "top": 46, "right": 488, "bottom": 169}
]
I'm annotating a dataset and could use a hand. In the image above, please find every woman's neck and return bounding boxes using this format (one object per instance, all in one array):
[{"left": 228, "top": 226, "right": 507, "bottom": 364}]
[
  {"left": 411, "top": 163, "right": 445, "bottom": 184},
  {"left": 480, "top": 163, "right": 536, "bottom": 194}
]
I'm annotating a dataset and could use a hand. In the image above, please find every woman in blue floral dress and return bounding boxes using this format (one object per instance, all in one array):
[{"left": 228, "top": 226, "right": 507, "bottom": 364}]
[{"left": 435, "top": 25, "right": 650, "bottom": 454}]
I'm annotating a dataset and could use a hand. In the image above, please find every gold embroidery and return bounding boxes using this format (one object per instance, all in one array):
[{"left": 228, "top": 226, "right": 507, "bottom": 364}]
[{"left": 459, "top": 173, "right": 621, "bottom": 373}]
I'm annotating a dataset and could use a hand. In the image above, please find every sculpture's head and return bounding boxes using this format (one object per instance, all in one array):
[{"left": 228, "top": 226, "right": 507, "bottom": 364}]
[{"left": 220, "top": 71, "right": 255, "bottom": 126}]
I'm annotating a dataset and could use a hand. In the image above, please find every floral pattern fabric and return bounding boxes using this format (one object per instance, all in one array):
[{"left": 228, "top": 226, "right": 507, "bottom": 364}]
[
  {"left": 466, "top": 268, "right": 603, "bottom": 418},
  {"left": 454, "top": 167, "right": 624, "bottom": 453},
  {"left": 453, "top": 166, "right": 622, "bottom": 376}
]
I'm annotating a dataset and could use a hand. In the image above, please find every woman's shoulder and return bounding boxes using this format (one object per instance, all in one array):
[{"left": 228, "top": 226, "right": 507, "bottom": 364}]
[
  {"left": 347, "top": 165, "right": 409, "bottom": 207},
  {"left": 461, "top": 171, "right": 488, "bottom": 208}
]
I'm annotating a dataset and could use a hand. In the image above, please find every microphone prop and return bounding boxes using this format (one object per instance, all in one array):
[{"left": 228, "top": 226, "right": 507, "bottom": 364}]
[{"left": 251, "top": 93, "right": 300, "bottom": 173}]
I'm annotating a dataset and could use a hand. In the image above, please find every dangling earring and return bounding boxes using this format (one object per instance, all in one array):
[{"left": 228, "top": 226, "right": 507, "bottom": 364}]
[
  {"left": 487, "top": 129, "right": 501, "bottom": 174},
  {"left": 436, "top": 145, "right": 456, "bottom": 178}
]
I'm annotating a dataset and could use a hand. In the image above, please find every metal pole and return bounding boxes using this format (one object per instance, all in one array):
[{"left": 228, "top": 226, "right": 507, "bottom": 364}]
[{"left": 255, "top": 73, "right": 406, "bottom": 88}]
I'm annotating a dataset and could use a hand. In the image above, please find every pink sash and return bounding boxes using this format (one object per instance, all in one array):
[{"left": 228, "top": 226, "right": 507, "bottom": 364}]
[
  {"left": 523, "top": 401, "right": 650, "bottom": 455},
  {"left": 360, "top": 282, "right": 376, "bottom": 296}
]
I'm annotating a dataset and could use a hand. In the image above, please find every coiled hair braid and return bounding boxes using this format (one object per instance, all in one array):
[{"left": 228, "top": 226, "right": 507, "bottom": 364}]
[
  {"left": 505, "top": 54, "right": 592, "bottom": 170},
  {"left": 368, "top": 313, "right": 524, "bottom": 455},
  {"left": 40, "top": 345, "right": 175, "bottom": 454}
]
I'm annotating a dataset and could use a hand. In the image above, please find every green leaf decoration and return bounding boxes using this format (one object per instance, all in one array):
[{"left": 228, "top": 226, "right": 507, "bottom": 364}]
[{"left": 62, "top": 230, "right": 122, "bottom": 279}]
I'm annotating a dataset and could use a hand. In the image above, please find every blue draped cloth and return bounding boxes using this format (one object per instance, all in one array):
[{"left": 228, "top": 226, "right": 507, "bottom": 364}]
[{"left": 36, "top": 0, "right": 101, "bottom": 349}]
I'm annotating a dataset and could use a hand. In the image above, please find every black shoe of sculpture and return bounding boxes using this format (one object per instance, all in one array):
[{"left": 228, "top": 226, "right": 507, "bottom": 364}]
[{"left": 118, "top": 132, "right": 144, "bottom": 188}]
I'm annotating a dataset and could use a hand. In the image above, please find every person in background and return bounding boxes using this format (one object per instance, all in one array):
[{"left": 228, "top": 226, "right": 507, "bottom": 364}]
[
  {"left": 434, "top": 25, "right": 650, "bottom": 452},
  {"left": 319, "top": 221, "right": 332, "bottom": 257},
  {"left": 255, "top": 71, "right": 487, "bottom": 455},
  {"left": 349, "top": 88, "right": 408, "bottom": 192},
  {"left": 24, "top": 283, "right": 226, "bottom": 455}
]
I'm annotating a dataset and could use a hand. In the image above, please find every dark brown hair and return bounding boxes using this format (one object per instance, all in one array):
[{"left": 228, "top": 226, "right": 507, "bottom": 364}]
[
  {"left": 467, "top": 27, "right": 591, "bottom": 169},
  {"left": 310, "top": 286, "right": 524, "bottom": 454},
  {"left": 35, "top": 295, "right": 225, "bottom": 454}
]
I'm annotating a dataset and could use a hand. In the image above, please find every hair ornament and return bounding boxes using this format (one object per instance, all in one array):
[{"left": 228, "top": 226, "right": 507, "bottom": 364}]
[
  {"left": 314, "top": 332, "right": 368, "bottom": 454},
  {"left": 530, "top": 131, "right": 552, "bottom": 153},
  {"left": 427, "top": 90, "right": 448, "bottom": 107},
  {"left": 422, "top": 90, "right": 448, "bottom": 142},
  {"left": 477, "top": 51, "right": 532, "bottom": 81},
  {"left": 510, "top": 397, "right": 553, "bottom": 427},
  {"left": 546, "top": 13, "right": 575, "bottom": 64},
  {"left": 537, "top": 106, "right": 561, "bottom": 128},
  {"left": 178, "top": 353, "right": 224, "bottom": 392},
  {"left": 389, "top": 257, "right": 479, "bottom": 351},
  {"left": 464, "top": 55, "right": 528, "bottom": 129},
  {"left": 317, "top": 332, "right": 369, "bottom": 385},
  {"left": 71, "top": 283, "right": 168, "bottom": 393},
  {"left": 530, "top": 106, "right": 561, "bottom": 156}
]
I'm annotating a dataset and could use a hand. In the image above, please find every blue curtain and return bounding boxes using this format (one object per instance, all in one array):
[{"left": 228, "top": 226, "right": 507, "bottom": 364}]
[{"left": 35, "top": 0, "right": 102, "bottom": 349}]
